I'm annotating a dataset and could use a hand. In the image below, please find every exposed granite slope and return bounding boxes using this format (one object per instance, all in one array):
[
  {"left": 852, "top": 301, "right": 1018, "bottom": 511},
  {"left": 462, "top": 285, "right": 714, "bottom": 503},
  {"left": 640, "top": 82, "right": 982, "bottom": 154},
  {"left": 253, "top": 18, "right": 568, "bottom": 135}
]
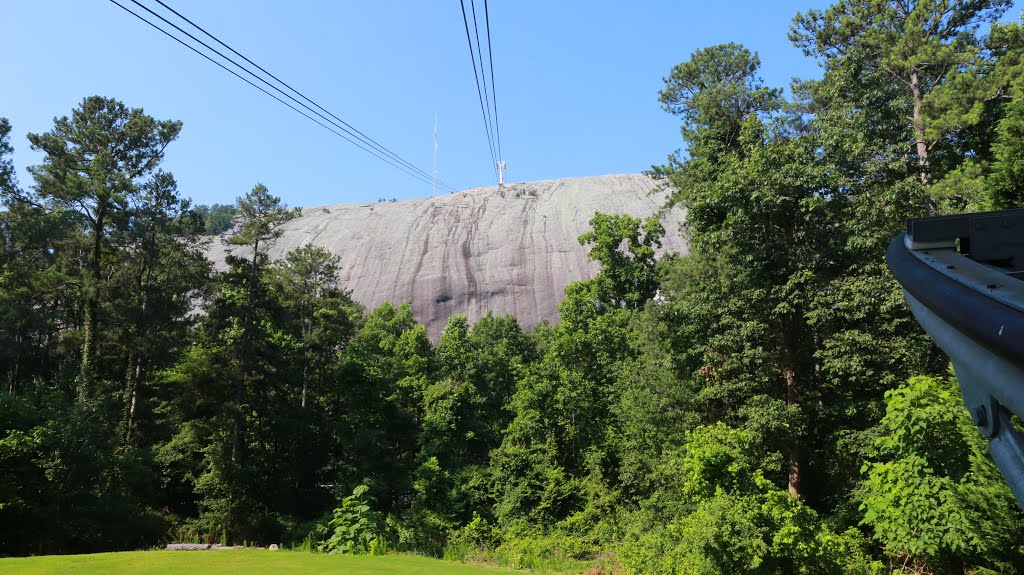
[{"left": 208, "top": 174, "right": 687, "bottom": 339}]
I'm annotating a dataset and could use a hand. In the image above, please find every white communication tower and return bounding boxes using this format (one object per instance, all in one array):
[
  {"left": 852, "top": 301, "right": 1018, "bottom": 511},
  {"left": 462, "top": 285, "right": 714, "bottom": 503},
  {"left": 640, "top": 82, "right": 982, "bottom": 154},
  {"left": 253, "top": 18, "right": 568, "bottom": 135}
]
[
  {"left": 433, "top": 113, "right": 438, "bottom": 196},
  {"left": 497, "top": 160, "right": 507, "bottom": 185}
]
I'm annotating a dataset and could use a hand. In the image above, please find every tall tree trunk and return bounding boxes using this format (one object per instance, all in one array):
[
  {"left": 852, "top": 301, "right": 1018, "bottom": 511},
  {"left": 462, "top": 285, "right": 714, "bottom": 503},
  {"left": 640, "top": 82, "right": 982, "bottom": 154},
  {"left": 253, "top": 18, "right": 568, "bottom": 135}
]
[
  {"left": 232, "top": 379, "right": 244, "bottom": 463},
  {"left": 909, "top": 70, "right": 935, "bottom": 212},
  {"left": 125, "top": 257, "right": 151, "bottom": 447},
  {"left": 41, "top": 328, "right": 51, "bottom": 380},
  {"left": 79, "top": 303, "right": 96, "bottom": 398},
  {"left": 301, "top": 315, "right": 311, "bottom": 413},
  {"left": 79, "top": 206, "right": 106, "bottom": 396},
  {"left": 124, "top": 353, "right": 143, "bottom": 446},
  {"left": 783, "top": 316, "right": 801, "bottom": 499},
  {"left": 301, "top": 360, "right": 309, "bottom": 410},
  {"left": 231, "top": 239, "right": 260, "bottom": 464},
  {"left": 785, "top": 363, "right": 800, "bottom": 499},
  {"left": 9, "top": 330, "right": 23, "bottom": 394}
]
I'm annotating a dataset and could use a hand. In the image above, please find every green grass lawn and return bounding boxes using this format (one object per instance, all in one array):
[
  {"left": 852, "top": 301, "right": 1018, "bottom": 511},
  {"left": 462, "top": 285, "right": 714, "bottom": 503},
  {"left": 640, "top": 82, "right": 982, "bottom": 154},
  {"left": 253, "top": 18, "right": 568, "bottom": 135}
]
[{"left": 0, "top": 549, "right": 517, "bottom": 575}]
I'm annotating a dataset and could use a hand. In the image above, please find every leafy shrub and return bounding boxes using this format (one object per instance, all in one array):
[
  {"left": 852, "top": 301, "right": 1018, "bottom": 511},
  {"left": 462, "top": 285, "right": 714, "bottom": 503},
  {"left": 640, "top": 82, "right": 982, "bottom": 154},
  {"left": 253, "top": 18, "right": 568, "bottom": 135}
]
[
  {"left": 317, "top": 485, "right": 388, "bottom": 555},
  {"left": 619, "top": 424, "right": 883, "bottom": 575},
  {"left": 440, "top": 516, "right": 616, "bottom": 573},
  {"left": 443, "top": 513, "right": 498, "bottom": 562},
  {"left": 620, "top": 487, "right": 882, "bottom": 575},
  {"left": 859, "top": 375, "right": 1024, "bottom": 572}
]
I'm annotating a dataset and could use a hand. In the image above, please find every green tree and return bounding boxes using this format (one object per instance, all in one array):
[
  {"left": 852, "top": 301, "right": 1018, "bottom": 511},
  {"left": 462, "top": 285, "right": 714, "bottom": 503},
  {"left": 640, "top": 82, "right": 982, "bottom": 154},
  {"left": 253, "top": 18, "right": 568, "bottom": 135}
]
[
  {"left": 412, "top": 314, "right": 535, "bottom": 550},
  {"left": 1, "top": 110, "right": 205, "bottom": 555},
  {"left": 659, "top": 43, "right": 782, "bottom": 148},
  {"left": 227, "top": 183, "right": 300, "bottom": 268},
  {"left": 27, "top": 96, "right": 182, "bottom": 389},
  {"left": 577, "top": 212, "right": 664, "bottom": 310},
  {"left": 791, "top": 0, "right": 1012, "bottom": 196},
  {"left": 341, "top": 302, "right": 433, "bottom": 513},
  {"left": 156, "top": 256, "right": 298, "bottom": 543},
  {"left": 152, "top": 184, "right": 301, "bottom": 543},
  {"left": 223, "top": 183, "right": 299, "bottom": 463},
  {"left": 654, "top": 39, "right": 941, "bottom": 511},
  {"left": 0, "top": 120, "right": 65, "bottom": 393},
  {"left": 271, "top": 245, "right": 361, "bottom": 514},
  {"left": 490, "top": 212, "right": 666, "bottom": 530},
  {"left": 979, "top": 20, "right": 1024, "bottom": 209},
  {"left": 0, "top": 392, "right": 169, "bottom": 554},
  {"left": 0, "top": 119, "right": 13, "bottom": 195},
  {"left": 987, "top": 26, "right": 1024, "bottom": 210},
  {"left": 109, "top": 170, "right": 209, "bottom": 447},
  {"left": 426, "top": 313, "right": 533, "bottom": 469},
  {"left": 194, "top": 202, "right": 238, "bottom": 235},
  {"left": 921, "top": 19, "right": 1024, "bottom": 210},
  {"left": 611, "top": 321, "right": 697, "bottom": 501},
  {"left": 989, "top": 97, "right": 1024, "bottom": 208},
  {"left": 272, "top": 245, "right": 359, "bottom": 414},
  {"left": 660, "top": 112, "right": 837, "bottom": 499}
]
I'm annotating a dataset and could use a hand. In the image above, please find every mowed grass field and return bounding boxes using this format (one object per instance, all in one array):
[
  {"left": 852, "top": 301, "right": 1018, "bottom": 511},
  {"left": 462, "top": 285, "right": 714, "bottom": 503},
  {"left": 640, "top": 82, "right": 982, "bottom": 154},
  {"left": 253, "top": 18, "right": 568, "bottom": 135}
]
[{"left": 0, "top": 549, "right": 517, "bottom": 575}]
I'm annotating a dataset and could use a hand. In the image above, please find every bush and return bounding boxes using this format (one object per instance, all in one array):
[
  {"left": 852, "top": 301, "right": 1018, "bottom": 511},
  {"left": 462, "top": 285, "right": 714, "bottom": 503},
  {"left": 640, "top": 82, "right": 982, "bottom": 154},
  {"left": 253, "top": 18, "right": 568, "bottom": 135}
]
[
  {"left": 618, "top": 424, "right": 883, "bottom": 575},
  {"left": 317, "top": 485, "right": 388, "bottom": 555},
  {"left": 443, "top": 513, "right": 498, "bottom": 562},
  {"left": 859, "top": 375, "right": 1024, "bottom": 572},
  {"left": 620, "top": 489, "right": 882, "bottom": 575}
]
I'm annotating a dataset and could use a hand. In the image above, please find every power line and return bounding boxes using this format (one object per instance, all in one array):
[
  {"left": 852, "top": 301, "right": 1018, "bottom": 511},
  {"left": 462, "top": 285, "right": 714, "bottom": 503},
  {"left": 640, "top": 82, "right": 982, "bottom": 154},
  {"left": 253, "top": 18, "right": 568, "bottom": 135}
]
[
  {"left": 148, "top": 0, "right": 453, "bottom": 193},
  {"left": 108, "top": 0, "right": 381, "bottom": 173},
  {"left": 127, "top": 0, "right": 454, "bottom": 192},
  {"left": 110, "top": 0, "right": 457, "bottom": 192},
  {"left": 459, "top": 0, "right": 498, "bottom": 181},
  {"left": 483, "top": 0, "right": 502, "bottom": 162},
  {"left": 469, "top": 0, "right": 497, "bottom": 163}
]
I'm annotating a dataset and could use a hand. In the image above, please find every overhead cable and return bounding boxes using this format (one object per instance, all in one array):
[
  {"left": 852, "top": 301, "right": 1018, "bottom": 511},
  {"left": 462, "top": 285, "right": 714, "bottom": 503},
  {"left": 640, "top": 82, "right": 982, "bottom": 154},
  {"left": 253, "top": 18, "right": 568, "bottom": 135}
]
[
  {"left": 149, "top": 0, "right": 452, "bottom": 192},
  {"left": 470, "top": 0, "right": 498, "bottom": 161},
  {"left": 459, "top": 0, "right": 499, "bottom": 181},
  {"left": 483, "top": 0, "right": 502, "bottom": 161},
  {"left": 110, "top": 0, "right": 456, "bottom": 192}
]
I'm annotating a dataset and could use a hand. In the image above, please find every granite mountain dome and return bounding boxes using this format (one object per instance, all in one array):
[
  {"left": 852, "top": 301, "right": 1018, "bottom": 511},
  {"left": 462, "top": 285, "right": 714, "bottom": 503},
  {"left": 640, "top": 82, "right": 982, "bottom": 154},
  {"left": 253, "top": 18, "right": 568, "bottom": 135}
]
[{"left": 209, "top": 174, "right": 687, "bottom": 338}]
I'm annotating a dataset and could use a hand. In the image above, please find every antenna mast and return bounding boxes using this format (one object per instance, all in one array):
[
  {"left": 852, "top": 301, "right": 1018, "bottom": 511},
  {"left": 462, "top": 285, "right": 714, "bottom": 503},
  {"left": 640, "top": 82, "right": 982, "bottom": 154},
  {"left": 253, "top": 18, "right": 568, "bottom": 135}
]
[
  {"left": 497, "top": 160, "right": 506, "bottom": 185},
  {"left": 433, "top": 113, "right": 439, "bottom": 196}
]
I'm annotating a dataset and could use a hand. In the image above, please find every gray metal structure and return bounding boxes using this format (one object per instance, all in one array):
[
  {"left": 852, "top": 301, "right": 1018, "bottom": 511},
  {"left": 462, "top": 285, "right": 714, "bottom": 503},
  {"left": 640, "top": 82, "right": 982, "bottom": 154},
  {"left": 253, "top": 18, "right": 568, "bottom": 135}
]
[{"left": 887, "top": 208, "right": 1024, "bottom": 506}]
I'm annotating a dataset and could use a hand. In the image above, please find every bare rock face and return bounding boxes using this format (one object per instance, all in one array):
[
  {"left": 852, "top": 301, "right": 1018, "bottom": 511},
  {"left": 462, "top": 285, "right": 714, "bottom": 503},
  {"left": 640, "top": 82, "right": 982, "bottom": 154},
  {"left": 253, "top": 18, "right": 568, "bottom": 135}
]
[{"left": 208, "top": 174, "right": 687, "bottom": 339}]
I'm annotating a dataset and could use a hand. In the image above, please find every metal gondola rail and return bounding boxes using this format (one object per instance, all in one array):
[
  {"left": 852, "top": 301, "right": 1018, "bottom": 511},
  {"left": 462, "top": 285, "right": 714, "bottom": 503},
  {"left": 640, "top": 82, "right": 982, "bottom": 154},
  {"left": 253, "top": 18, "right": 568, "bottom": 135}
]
[{"left": 887, "top": 208, "right": 1024, "bottom": 506}]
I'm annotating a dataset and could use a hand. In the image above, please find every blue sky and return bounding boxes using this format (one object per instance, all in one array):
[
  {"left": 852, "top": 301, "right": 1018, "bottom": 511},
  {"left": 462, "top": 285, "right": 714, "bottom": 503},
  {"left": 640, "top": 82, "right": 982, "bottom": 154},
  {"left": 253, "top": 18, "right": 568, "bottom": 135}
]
[{"left": 4, "top": 1, "right": 1019, "bottom": 207}]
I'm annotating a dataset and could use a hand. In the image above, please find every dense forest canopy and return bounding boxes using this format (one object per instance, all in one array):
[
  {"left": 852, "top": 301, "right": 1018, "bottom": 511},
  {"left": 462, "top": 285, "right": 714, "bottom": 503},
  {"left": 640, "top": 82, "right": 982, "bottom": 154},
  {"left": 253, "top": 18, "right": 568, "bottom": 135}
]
[{"left": 3, "top": 1, "right": 1024, "bottom": 573}]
